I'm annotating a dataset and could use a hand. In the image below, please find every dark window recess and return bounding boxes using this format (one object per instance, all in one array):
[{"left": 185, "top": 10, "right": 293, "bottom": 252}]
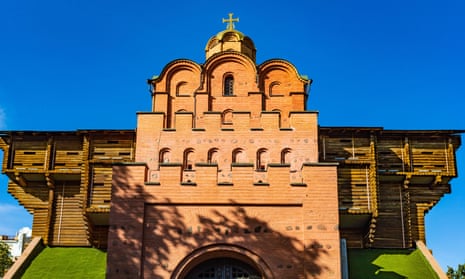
[
  {"left": 67, "top": 152, "right": 79, "bottom": 155},
  {"left": 54, "top": 163, "right": 66, "bottom": 166},
  {"left": 224, "top": 76, "right": 234, "bottom": 96},
  {"left": 32, "top": 163, "right": 43, "bottom": 166},
  {"left": 340, "top": 139, "right": 352, "bottom": 143},
  {"left": 93, "top": 152, "right": 105, "bottom": 155},
  {"left": 93, "top": 183, "right": 105, "bottom": 187},
  {"left": 119, "top": 152, "right": 131, "bottom": 156},
  {"left": 421, "top": 151, "right": 434, "bottom": 155},
  {"left": 355, "top": 183, "right": 366, "bottom": 187},
  {"left": 107, "top": 140, "right": 119, "bottom": 144},
  {"left": 24, "top": 151, "right": 36, "bottom": 155}
]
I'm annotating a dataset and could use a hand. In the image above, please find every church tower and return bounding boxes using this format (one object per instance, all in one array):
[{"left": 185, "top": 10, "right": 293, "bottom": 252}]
[{"left": 107, "top": 14, "right": 342, "bottom": 278}]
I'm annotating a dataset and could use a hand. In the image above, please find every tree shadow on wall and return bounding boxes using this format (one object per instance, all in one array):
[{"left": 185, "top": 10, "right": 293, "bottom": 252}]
[{"left": 107, "top": 165, "right": 331, "bottom": 278}]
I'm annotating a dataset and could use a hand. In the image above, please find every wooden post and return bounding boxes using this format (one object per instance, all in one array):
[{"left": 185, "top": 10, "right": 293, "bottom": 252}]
[{"left": 45, "top": 176, "right": 55, "bottom": 245}]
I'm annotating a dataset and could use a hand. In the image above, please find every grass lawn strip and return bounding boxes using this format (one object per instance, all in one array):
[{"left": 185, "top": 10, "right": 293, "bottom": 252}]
[{"left": 22, "top": 247, "right": 106, "bottom": 279}]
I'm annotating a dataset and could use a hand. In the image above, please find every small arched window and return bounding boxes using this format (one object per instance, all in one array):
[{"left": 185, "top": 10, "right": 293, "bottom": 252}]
[
  {"left": 232, "top": 148, "right": 245, "bottom": 163},
  {"left": 159, "top": 148, "right": 171, "bottom": 163},
  {"left": 176, "top": 81, "right": 188, "bottom": 96},
  {"left": 207, "top": 148, "right": 219, "bottom": 164},
  {"left": 281, "top": 148, "right": 292, "bottom": 164},
  {"left": 224, "top": 75, "right": 234, "bottom": 96},
  {"left": 269, "top": 81, "right": 282, "bottom": 96},
  {"left": 183, "top": 148, "right": 195, "bottom": 170},
  {"left": 256, "top": 148, "right": 268, "bottom": 171},
  {"left": 222, "top": 109, "right": 233, "bottom": 124}
]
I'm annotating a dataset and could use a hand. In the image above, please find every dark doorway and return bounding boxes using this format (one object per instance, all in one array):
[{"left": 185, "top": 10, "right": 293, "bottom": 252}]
[{"left": 185, "top": 257, "right": 262, "bottom": 279}]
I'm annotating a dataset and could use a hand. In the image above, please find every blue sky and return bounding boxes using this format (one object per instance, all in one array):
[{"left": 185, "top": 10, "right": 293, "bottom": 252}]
[{"left": 1, "top": 0, "right": 464, "bottom": 271}]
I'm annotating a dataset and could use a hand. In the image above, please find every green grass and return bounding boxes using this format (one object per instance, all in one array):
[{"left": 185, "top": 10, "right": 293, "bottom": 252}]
[
  {"left": 22, "top": 247, "right": 106, "bottom": 279},
  {"left": 348, "top": 248, "right": 439, "bottom": 279}
]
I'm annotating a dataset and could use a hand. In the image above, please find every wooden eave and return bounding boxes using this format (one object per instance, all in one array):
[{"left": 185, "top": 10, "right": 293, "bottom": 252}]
[{"left": 319, "top": 126, "right": 464, "bottom": 137}]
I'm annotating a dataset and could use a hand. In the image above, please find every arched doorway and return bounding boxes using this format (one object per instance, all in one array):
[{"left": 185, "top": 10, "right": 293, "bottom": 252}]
[
  {"left": 171, "top": 244, "right": 273, "bottom": 279},
  {"left": 185, "top": 257, "right": 261, "bottom": 279}
]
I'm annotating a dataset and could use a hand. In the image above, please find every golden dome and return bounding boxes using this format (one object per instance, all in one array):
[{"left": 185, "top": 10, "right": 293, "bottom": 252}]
[{"left": 205, "top": 13, "right": 256, "bottom": 62}]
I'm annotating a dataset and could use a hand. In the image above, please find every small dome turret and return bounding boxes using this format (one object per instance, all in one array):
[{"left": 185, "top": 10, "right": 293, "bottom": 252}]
[{"left": 205, "top": 13, "right": 256, "bottom": 62}]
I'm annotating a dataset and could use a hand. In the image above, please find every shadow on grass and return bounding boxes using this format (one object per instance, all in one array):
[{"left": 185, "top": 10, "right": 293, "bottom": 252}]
[{"left": 348, "top": 248, "right": 439, "bottom": 279}]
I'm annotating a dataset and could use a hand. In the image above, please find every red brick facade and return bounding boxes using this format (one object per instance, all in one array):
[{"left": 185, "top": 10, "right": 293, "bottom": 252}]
[{"left": 106, "top": 23, "right": 341, "bottom": 278}]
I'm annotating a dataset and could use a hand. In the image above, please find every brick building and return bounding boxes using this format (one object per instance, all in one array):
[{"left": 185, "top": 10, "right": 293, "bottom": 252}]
[{"left": 0, "top": 14, "right": 462, "bottom": 278}]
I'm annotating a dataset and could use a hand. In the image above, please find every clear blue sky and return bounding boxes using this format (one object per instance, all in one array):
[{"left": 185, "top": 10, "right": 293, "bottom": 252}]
[{"left": 1, "top": 0, "right": 464, "bottom": 271}]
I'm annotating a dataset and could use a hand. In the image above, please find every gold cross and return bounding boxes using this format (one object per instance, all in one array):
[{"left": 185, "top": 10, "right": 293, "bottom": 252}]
[{"left": 222, "top": 13, "right": 239, "bottom": 30}]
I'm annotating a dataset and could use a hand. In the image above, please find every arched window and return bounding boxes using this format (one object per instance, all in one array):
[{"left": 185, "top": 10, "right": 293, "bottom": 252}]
[
  {"left": 256, "top": 148, "right": 268, "bottom": 171},
  {"left": 207, "top": 148, "right": 219, "bottom": 164},
  {"left": 176, "top": 81, "right": 188, "bottom": 96},
  {"left": 222, "top": 109, "right": 233, "bottom": 124},
  {"left": 224, "top": 75, "right": 234, "bottom": 96},
  {"left": 281, "top": 148, "right": 292, "bottom": 164},
  {"left": 232, "top": 148, "right": 245, "bottom": 163},
  {"left": 183, "top": 148, "right": 195, "bottom": 170},
  {"left": 269, "top": 81, "right": 282, "bottom": 96},
  {"left": 159, "top": 148, "right": 171, "bottom": 163}
]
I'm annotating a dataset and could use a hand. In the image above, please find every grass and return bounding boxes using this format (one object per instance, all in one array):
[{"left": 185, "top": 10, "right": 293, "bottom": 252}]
[
  {"left": 22, "top": 247, "right": 106, "bottom": 279},
  {"left": 348, "top": 248, "right": 439, "bottom": 279}
]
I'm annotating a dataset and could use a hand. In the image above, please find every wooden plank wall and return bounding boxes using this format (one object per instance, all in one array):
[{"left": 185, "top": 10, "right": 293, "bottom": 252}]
[
  {"left": 410, "top": 139, "right": 453, "bottom": 175},
  {"left": 12, "top": 140, "right": 47, "bottom": 170},
  {"left": 49, "top": 182, "right": 89, "bottom": 246},
  {"left": 319, "top": 129, "right": 460, "bottom": 248},
  {"left": 321, "top": 136, "right": 372, "bottom": 213},
  {"left": 52, "top": 137, "right": 83, "bottom": 171},
  {"left": 88, "top": 165, "right": 113, "bottom": 207}
]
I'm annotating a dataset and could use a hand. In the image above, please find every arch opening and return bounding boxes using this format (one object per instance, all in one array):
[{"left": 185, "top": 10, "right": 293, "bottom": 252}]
[
  {"left": 172, "top": 244, "right": 273, "bottom": 279},
  {"left": 185, "top": 257, "right": 261, "bottom": 279}
]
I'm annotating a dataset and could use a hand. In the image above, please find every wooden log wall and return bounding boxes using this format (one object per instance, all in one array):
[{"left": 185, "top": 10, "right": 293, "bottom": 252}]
[
  {"left": 49, "top": 182, "right": 88, "bottom": 246},
  {"left": 410, "top": 138, "right": 454, "bottom": 175},
  {"left": 88, "top": 165, "right": 113, "bottom": 207},
  {"left": 376, "top": 137, "right": 407, "bottom": 173},
  {"left": 338, "top": 166, "right": 370, "bottom": 212},
  {"left": 52, "top": 137, "right": 83, "bottom": 171},
  {"left": 90, "top": 138, "right": 133, "bottom": 162},
  {"left": 12, "top": 140, "right": 48, "bottom": 170},
  {"left": 0, "top": 131, "right": 135, "bottom": 248},
  {"left": 320, "top": 135, "right": 373, "bottom": 214},
  {"left": 319, "top": 128, "right": 461, "bottom": 248}
]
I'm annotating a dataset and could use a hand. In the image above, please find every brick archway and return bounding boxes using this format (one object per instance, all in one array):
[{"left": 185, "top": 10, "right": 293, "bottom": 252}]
[{"left": 171, "top": 244, "right": 274, "bottom": 279}]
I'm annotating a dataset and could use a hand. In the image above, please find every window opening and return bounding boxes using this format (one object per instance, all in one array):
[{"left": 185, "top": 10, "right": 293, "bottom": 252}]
[
  {"left": 232, "top": 148, "right": 245, "bottom": 163},
  {"left": 256, "top": 148, "right": 268, "bottom": 170},
  {"left": 159, "top": 148, "right": 171, "bottom": 163},
  {"left": 176, "top": 81, "right": 188, "bottom": 96},
  {"left": 183, "top": 148, "right": 194, "bottom": 170},
  {"left": 224, "top": 75, "right": 234, "bottom": 96},
  {"left": 208, "top": 148, "right": 219, "bottom": 164},
  {"left": 281, "top": 148, "right": 292, "bottom": 164}
]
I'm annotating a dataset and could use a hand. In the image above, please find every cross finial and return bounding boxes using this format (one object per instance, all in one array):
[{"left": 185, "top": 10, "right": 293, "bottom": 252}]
[{"left": 222, "top": 13, "right": 239, "bottom": 30}]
